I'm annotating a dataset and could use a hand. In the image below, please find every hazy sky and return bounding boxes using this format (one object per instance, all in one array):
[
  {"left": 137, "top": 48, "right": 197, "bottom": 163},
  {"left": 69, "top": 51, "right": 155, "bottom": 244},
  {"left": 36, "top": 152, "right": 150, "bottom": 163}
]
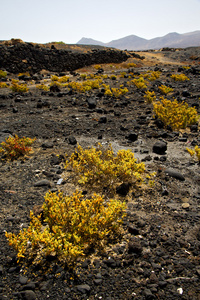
[{"left": 1, "top": 0, "right": 200, "bottom": 44}]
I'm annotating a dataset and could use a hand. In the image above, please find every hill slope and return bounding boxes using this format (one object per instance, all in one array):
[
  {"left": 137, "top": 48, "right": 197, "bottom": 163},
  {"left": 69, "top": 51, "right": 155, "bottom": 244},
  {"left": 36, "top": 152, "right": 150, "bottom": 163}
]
[{"left": 77, "top": 30, "right": 200, "bottom": 50}]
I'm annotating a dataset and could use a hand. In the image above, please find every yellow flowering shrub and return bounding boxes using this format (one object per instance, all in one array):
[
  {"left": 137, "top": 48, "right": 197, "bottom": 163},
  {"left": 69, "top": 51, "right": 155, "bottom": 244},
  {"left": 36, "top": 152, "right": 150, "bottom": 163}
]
[
  {"left": 6, "top": 191, "right": 126, "bottom": 267},
  {"left": 186, "top": 146, "right": 200, "bottom": 162},
  {"left": 94, "top": 65, "right": 102, "bottom": 70},
  {"left": 58, "top": 75, "right": 70, "bottom": 83},
  {"left": 144, "top": 90, "right": 156, "bottom": 103},
  {"left": 171, "top": 74, "right": 190, "bottom": 81},
  {"left": 132, "top": 77, "right": 147, "bottom": 89},
  {"left": 18, "top": 72, "right": 30, "bottom": 77},
  {"left": 148, "top": 71, "right": 161, "bottom": 81},
  {"left": 66, "top": 143, "right": 150, "bottom": 194},
  {"left": 158, "top": 85, "right": 174, "bottom": 95},
  {"left": 0, "top": 82, "right": 9, "bottom": 88},
  {"left": 67, "top": 79, "right": 102, "bottom": 93},
  {"left": 51, "top": 75, "right": 59, "bottom": 81},
  {"left": 153, "top": 97, "right": 198, "bottom": 131},
  {"left": 10, "top": 80, "right": 29, "bottom": 93},
  {"left": 36, "top": 83, "right": 49, "bottom": 91}
]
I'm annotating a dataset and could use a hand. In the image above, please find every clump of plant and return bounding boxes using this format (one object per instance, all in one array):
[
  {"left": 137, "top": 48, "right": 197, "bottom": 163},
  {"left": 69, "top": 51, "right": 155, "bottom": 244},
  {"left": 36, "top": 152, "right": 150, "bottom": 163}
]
[
  {"left": 153, "top": 97, "right": 198, "bottom": 131},
  {"left": 67, "top": 79, "right": 102, "bottom": 93},
  {"left": 18, "top": 72, "right": 30, "bottom": 77},
  {"left": 0, "top": 135, "right": 36, "bottom": 160},
  {"left": 144, "top": 90, "right": 156, "bottom": 103},
  {"left": 186, "top": 146, "right": 200, "bottom": 162},
  {"left": 171, "top": 73, "right": 190, "bottom": 81},
  {"left": 51, "top": 75, "right": 59, "bottom": 81},
  {"left": 65, "top": 143, "right": 153, "bottom": 195},
  {"left": 110, "top": 74, "right": 117, "bottom": 80},
  {"left": 148, "top": 71, "right": 161, "bottom": 81},
  {"left": 0, "top": 69, "right": 7, "bottom": 79},
  {"left": 158, "top": 85, "right": 174, "bottom": 95},
  {"left": 80, "top": 74, "right": 87, "bottom": 80},
  {"left": 10, "top": 79, "right": 29, "bottom": 93},
  {"left": 5, "top": 190, "right": 126, "bottom": 267},
  {"left": 36, "top": 83, "right": 49, "bottom": 91},
  {"left": 0, "top": 82, "right": 9, "bottom": 88},
  {"left": 120, "top": 72, "right": 127, "bottom": 78},
  {"left": 94, "top": 65, "right": 102, "bottom": 70},
  {"left": 126, "top": 63, "right": 136, "bottom": 69},
  {"left": 58, "top": 76, "right": 70, "bottom": 83},
  {"left": 132, "top": 77, "right": 147, "bottom": 89}
]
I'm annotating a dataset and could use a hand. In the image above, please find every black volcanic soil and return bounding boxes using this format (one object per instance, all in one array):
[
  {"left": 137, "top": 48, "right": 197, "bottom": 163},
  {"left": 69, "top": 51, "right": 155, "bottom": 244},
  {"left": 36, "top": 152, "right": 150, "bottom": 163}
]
[{"left": 0, "top": 46, "right": 200, "bottom": 300}]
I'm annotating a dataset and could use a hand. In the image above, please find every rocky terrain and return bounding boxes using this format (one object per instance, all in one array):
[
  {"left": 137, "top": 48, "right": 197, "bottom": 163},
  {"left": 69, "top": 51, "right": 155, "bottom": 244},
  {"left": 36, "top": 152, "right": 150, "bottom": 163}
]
[{"left": 0, "top": 43, "right": 200, "bottom": 299}]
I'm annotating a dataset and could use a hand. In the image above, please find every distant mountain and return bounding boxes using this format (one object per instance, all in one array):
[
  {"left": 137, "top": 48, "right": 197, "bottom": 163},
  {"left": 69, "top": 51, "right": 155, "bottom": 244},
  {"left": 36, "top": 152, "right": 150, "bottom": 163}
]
[
  {"left": 77, "top": 31, "right": 200, "bottom": 50},
  {"left": 77, "top": 37, "right": 105, "bottom": 46}
]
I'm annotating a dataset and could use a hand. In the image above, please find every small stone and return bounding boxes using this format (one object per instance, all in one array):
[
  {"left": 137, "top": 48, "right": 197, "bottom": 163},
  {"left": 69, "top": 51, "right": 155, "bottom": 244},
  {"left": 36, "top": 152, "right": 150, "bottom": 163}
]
[
  {"left": 94, "top": 279, "right": 102, "bottom": 285},
  {"left": 128, "top": 240, "right": 142, "bottom": 255},
  {"left": 13, "top": 107, "right": 18, "bottom": 113},
  {"left": 153, "top": 141, "right": 167, "bottom": 155},
  {"left": 87, "top": 97, "right": 97, "bottom": 109},
  {"left": 127, "top": 132, "right": 138, "bottom": 142},
  {"left": 41, "top": 141, "right": 54, "bottom": 149},
  {"left": 190, "top": 125, "right": 198, "bottom": 132},
  {"left": 196, "top": 268, "right": 200, "bottom": 276},
  {"left": 50, "top": 84, "right": 60, "bottom": 92},
  {"left": 179, "top": 137, "right": 187, "bottom": 142},
  {"left": 77, "top": 284, "right": 91, "bottom": 294},
  {"left": 149, "top": 272, "right": 158, "bottom": 284},
  {"left": 68, "top": 136, "right": 77, "bottom": 145},
  {"left": 99, "top": 116, "right": 107, "bottom": 123},
  {"left": 19, "top": 275, "right": 28, "bottom": 285},
  {"left": 34, "top": 179, "right": 51, "bottom": 187},
  {"left": 57, "top": 178, "right": 63, "bottom": 185},
  {"left": 128, "top": 225, "right": 140, "bottom": 235},
  {"left": 143, "top": 288, "right": 155, "bottom": 299},
  {"left": 165, "top": 168, "right": 185, "bottom": 181},
  {"left": 21, "top": 290, "right": 37, "bottom": 300},
  {"left": 0, "top": 265, "right": 3, "bottom": 275},
  {"left": 22, "top": 282, "right": 36, "bottom": 290},
  {"left": 116, "top": 182, "right": 130, "bottom": 196},
  {"left": 182, "top": 203, "right": 190, "bottom": 209}
]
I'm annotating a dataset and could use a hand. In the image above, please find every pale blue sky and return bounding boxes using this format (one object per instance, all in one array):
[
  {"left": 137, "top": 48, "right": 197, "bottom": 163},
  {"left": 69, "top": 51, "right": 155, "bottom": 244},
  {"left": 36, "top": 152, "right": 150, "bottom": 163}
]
[{"left": 1, "top": 0, "right": 200, "bottom": 44}]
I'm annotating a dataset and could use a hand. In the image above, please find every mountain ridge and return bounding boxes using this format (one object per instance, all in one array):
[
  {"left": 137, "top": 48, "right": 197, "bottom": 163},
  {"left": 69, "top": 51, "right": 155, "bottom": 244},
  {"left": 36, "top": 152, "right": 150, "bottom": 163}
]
[{"left": 77, "top": 30, "right": 200, "bottom": 50}]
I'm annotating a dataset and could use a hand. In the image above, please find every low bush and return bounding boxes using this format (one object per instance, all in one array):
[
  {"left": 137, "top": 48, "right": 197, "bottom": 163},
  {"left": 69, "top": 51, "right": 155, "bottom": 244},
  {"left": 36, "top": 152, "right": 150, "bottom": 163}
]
[
  {"left": 132, "top": 77, "right": 147, "bottom": 89},
  {"left": 147, "top": 71, "right": 161, "bottom": 81},
  {"left": 0, "top": 82, "right": 9, "bottom": 88},
  {"left": 0, "top": 69, "right": 7, "bottom": 78},
  {"left": 6, "top": 190, "right": 126, "bottom": 267},
  {"left": 171, "top": 73, "right": 190, "bottom": 81},
  {"left": 0, "top": 135, "right": 36, "bottom": 160},
  {"left": 153, "top": 97, "right": 198, "bottom": 130},
  {"left": 10, "top": 80, "right": 29, "bottom": 93},
  {"left": 144, "top": 90, "right": 156, "bottom": 103},
  {"left": 36, "top": 83, "right": 49, "bottom": 91},
  {"left": 65, "top": 143, "right": 153, "bottom": 195},
  {"left": 158, "top": 85, "right": 174, "bottom": 94}
]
